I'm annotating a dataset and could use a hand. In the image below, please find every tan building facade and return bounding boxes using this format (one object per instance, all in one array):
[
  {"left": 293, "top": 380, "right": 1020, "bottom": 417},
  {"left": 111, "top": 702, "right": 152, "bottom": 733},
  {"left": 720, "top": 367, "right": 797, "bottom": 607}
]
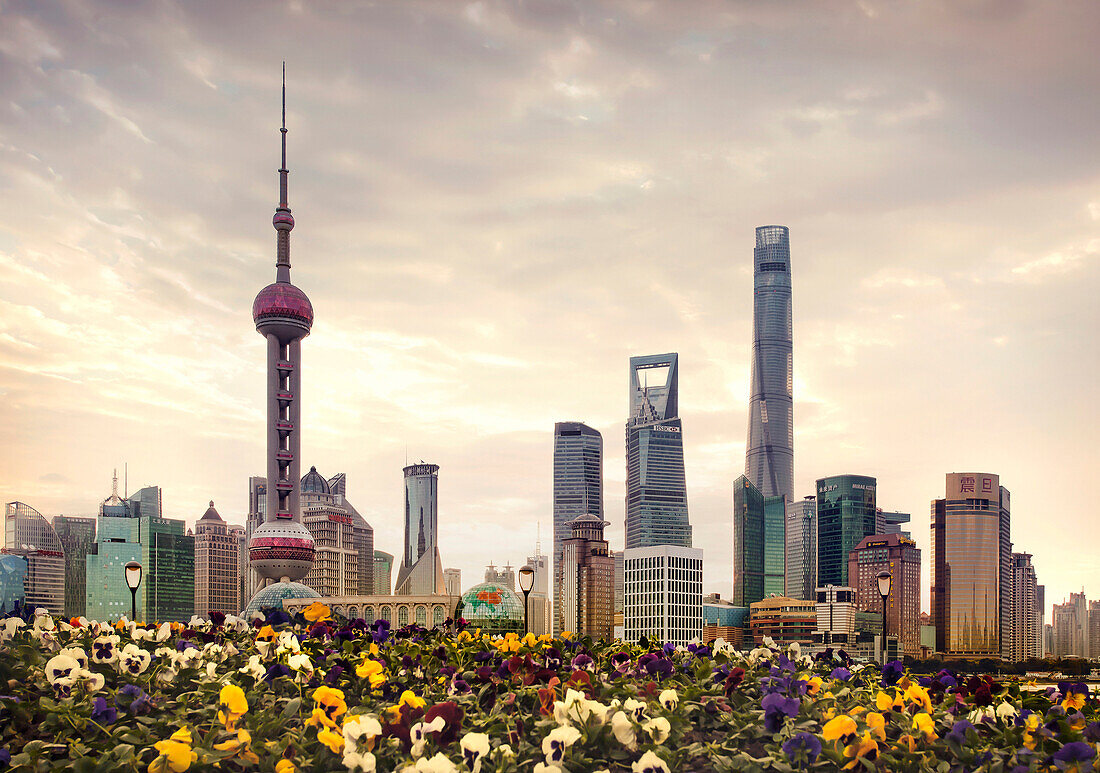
[
  {"left": 282, "top": 594, "right": 459, "bottom": 628},
  {"left": 556, "top": 514, "right": 614, "bottom": 639},
  {"left": 848, "top": 533, "right": 921, "bottom": 656},
  {"left": 194, "top": 502, "right": 242, "bottom": 617}
]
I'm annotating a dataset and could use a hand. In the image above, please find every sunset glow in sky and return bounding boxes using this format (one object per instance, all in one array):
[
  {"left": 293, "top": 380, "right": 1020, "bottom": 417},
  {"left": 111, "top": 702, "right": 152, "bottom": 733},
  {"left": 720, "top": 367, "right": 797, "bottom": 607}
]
[{"left": 1, "top": 1, "right": 1098, "bottom": 616}]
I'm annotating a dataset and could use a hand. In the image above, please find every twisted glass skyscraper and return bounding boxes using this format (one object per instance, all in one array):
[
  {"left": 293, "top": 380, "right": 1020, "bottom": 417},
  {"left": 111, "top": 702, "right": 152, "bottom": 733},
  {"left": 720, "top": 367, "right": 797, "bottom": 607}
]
[
  {"left": 625, "top": 353, "right": 691, "bottom": 549},
  {"left": 745, "top": 225, "right": 794, "bottom": 502}
]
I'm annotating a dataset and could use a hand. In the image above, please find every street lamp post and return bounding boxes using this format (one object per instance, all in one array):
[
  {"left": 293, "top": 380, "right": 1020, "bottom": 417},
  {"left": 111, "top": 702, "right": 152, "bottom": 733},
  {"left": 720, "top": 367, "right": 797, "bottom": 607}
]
[
  {"left": 124, "top": 561, "right": 143, "bottom": 623},
  {"left": 518, "top": 564, "right": 535, "bottom": 635},
  {"left": 876, "top": 569, "right": 892, "bottom": 665}
]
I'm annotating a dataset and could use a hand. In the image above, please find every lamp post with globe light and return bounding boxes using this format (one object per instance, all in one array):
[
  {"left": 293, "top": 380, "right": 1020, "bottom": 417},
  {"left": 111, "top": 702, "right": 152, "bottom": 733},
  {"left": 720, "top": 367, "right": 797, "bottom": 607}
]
[
  {"left": 124, "top": 561, "right": 142, "bottom": 623},
  {"left": 518, "top": 564, "right": 535, "bottom": 635},
  {"left": 877, "top": 569, "right": 892, "bottom": 664}
]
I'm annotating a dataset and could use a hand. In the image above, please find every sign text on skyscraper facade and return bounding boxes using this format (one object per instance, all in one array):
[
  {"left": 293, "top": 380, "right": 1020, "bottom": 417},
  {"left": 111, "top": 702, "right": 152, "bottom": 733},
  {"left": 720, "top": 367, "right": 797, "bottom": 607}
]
[{"left": 947, "top": 473, "right": 998, "bottom": 500}]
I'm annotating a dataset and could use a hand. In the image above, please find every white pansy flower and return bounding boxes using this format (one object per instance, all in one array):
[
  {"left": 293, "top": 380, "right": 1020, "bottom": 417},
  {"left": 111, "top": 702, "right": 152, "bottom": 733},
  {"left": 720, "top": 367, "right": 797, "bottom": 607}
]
[
  {"left": 45, "top": 654, "right": 80, "bottom": 685},
  {"left": 995, "top": 702, "right": 1019, "bottom": 720},
  {"left": 623, "top": 698, "right": 648, "bottom": 722},
  {"left": 1, "top": 617, "right": 26, "bottom": 641},
  {"left": 413, "top": 753, "right": 456, "bottom": 773},
  {"left": 91, "top": 634, "right": 121, "bottom": 664},
  {"left": 632, "top": 750, "right": 671, "bottom": 773},
  {"left": 343, "top": 749, "right": 376, "bottom": 772},
  {"left": 642, "top": 716, "right": 671, "bottom": 745},
  {"left": 658, "top": 689, "right": 678, "bottom": 710},
  {"left": 542, "top": 725, "right": 582, "bottom": 765},
  {"left": 118, "top": 643, "right": 151, "bottom": 675},
  {"left": 155, "top": 622, "right": 172, "bottom": 642},
  {"left": 239, "top": 654, "right": 265, "bottom": 680},
  {"left": 459, "top": 732, "right": 489, "bottom": 773},
  {"left": 533, "top": 765, "right": 563, "bottom": 773},
  {"left": 611, "top": 710, "right": 638, "bottom": 750},
  {"left": 410, "top": 716, "right": 446, "bottom": 757}
]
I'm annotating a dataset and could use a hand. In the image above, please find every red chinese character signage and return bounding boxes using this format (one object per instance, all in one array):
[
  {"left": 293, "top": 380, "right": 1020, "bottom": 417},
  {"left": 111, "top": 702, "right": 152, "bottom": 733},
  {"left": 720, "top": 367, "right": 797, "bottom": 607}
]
[
  {"left": 960, "top": 476, "right": 975, "bottom": 493},
  {"left": 981, "top": 477, "right": 993, "bottom": 493}
]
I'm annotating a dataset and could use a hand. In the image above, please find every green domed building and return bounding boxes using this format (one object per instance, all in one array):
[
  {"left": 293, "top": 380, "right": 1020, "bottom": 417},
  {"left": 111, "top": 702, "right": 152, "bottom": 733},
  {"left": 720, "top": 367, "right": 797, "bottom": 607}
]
[{"left": 456, "top": 581, "right": 524, "bottom": 635}]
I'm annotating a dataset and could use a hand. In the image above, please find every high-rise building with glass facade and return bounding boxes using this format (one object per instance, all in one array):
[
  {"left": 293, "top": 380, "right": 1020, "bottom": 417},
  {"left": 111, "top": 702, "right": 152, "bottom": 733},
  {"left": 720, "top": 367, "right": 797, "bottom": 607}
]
[
  {"left": 0, "top": 554, "right": 27, "bottom": 616},
  {"left": 395, "top": 463, "right": 445, "bottom": 595},
  {"left": 557, "top": 514, "right": 614, "bottom": 639},
  {"left": 876, "top": 510, "right": 912, "bottom": 539},
  {"left": 1052, "top": 594, "right": 1089, "bottom": 658},
  {"left": 525, "top": 547, "right": 551, "bottom": 637},
  {"left": 52, "top": 515, "right": 97, "bottom": 618},
  {"left": 373, "top": 551, "right": 393, "bottom": 595},
  {"left": 848, "top": 533, "right": 922, "bottom": 656},
  {"left": 625, "top": 353, "right": 691, "bottom": 549},
  {"left": 731, "top": 476, "right": 785, "bottom": 606},
  {"left": 552, "top": 421, "right": 603, "bottom": 633},
  {"left": 745, "top": 225, "right": 794, "bottom": 503},
  {"left": 86, "top": 513, "right": 142, "bottom": 621},
  {"left": 3, "top": 501, "right": 65, "bottom": 615},
  {"left": 623, "top": 545, "right": 703, "bottom": 646},
  {"left": 245, "top": 476, "right": 266, "bottom": 599},
  {"left": 140, "top": 513, "right": 194, "bottom": 623},
  {"left": 931, "top": 472, "right": 1011, "bottom": 658},
  {"left": 229, "top": 524, "right": 248, "bottom": 613},
  {"left": 816, "top": 474, "right": 877, "bottom": 588},
  {"left": 194, "top": 502, "right": 241, "bottom": 617},
  {"left": 785, "top": 496, "right": 817, "bottom": 600}
]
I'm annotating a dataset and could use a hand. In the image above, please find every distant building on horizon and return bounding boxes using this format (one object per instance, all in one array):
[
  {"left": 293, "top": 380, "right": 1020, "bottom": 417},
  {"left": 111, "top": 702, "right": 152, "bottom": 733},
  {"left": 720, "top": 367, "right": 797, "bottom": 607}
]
[
  {"left": 931, "top": 472, "right": 1011, "bottom": 659},
  {"left": 816, "top": 474, "right": 877, "bottom": 588},
  {"left": 52, "top": 515, "right": 97, "bottom": 619},
  {"left": 244, "top": 476, "right": 266, "bottom": 600},
  {"left": 1052, "top": 592, "right": 1089, "bottom": 658},
  {"left": 395, "top": 463, "right": 445, "bottom": 595},
  {"left": 525, "top": 546, "right": 551, "bottom": 637},
  {"left": 229, "top": 524, "right": 247, "bottom": 613},
  {"left": 485, "top": 563, "right": 516, "bottom": 592},
  {"left": 3, "top": 501, "right": 65, "bottom": 615},
  {"left": 552, "top": 421, "right": 603, "bottom": 634},
  {"left": 328, "top": 472, "right": 375, "bottom": 596},
  {"left": 444, "top": 568, "right": 462, "bottom": 597},
  {"left": 848, "top": 533, "right": 921, "bottom": 656},
  {"left": 623, "top": 544, "right": 703, "bottom": 646},
  {"left": 556, "top": 513, "right": 613, "bottom": 639},
  {"left": 194, "top": 502, "right": 241, "bottom": 617},
  {"left": 745, "top": 225, "right": 794, "bottom": 503},
  {"left": 1089, "top": 600, "right": 1100, "bottom": 662},
  {"left": 373, "top": 550, "right": 393, "bottom": 595},
  {"left": 732, "top": 475, "right": 785, "bottom": 607},
  {"left": 625, "top": 353, "right": 691, "bottom": 549},
  {"left": 785, "top": 496, "right": 817, "bottom": 600},
  {"left": 876, "top": 510, "right": 911, "bottom": 539}
]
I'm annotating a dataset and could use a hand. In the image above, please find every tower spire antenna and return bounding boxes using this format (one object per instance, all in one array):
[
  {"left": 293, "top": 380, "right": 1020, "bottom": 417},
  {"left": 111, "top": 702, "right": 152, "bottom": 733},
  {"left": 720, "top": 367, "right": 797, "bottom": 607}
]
[{"left": 273, "top": 61, "right": 294, "bottom": 281}]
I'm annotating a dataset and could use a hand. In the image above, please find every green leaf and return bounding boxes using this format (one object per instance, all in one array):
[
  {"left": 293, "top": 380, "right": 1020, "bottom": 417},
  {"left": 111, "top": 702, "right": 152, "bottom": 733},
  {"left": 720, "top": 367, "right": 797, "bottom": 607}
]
[{"left": 282, "top": 697, "right": 302, "bottom": 718}]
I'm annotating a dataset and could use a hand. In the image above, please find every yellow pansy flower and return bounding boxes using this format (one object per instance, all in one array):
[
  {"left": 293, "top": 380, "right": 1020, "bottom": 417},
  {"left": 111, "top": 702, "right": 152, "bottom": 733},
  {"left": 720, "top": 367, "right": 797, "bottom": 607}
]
[
  {"left": 356, "top": 658, "right": 387, "bottom": 689},
  {"left": 213, "top": 729, "right": 260, "bottom": 765},
  {"left": 302, "top": 602, "right": 332, "bottom": 623},
  {"left": 823, "top": 715, "right": 858, "bottom": 745},
  {"left": 866, "top": 712, "right": 886, "bottom": 742},
  {"left": 842, "top": 732, "right": 879, "bottom": 770},
  {"left": 317, "top": 727, "right": 344, "bottom": 754},
  {"left": 275, "top": 760, "right": 296, "bottom": 773},
  {"left": 912, "top": 712, "right": 936, "bottom": 741},
  {"left": 148, "top": 728, "right": 197, "bottom": 773},
  {"left": 218, "top": 684, "right": 249, "bottom": 729},
  {"left": 904, "top": 683, "right": 933, "bottom": 713},
  {"left": 306, "top": 686, "right": 347, "bottom": 729}
]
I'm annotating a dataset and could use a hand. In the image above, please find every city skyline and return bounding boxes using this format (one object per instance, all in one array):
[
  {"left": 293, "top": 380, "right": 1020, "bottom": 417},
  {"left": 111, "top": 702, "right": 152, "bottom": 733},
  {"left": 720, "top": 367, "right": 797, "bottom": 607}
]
[{"left": 1, "top": 2, "right": 1098, "bottom": 618}]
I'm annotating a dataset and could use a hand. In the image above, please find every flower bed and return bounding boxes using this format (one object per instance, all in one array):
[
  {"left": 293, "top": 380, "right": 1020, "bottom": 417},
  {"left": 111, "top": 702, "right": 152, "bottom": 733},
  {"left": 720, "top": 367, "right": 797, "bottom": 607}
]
[{"left": 0, "top": 603, "right": 1096, "bottom": 772}]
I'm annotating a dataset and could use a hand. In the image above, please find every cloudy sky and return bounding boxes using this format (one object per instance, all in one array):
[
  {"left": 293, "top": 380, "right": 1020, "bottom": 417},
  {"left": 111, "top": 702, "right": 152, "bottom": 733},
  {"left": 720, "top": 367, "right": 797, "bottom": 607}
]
[{"left": 1, "top": 0, "right": 1097, "bottom": 616}]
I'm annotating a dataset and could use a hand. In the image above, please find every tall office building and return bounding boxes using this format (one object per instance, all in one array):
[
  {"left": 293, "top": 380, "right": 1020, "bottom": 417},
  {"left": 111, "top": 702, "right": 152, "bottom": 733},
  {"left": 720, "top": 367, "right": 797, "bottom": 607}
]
[
  {"left": 328, "top": 472, "right": 375, "bottom": 595},
  {"left": 785, "top": 496, "right": 816, "bottom": 600},
  {"left": 1009, "top": 553, "right": 1041, "bottom": 662},
  {"left": 300, "top": 467, "right": 358, "bottom": 598},
  {"left": 86, "top": 500, "right": 142, "bottom": 622},
  {"left": 245, "top": 71, "right": 320, "bottom": 613},
  {"left": 848, "top": 534, "right": 922, "bottom": 656},
  {"left": 745, "top": 225, "right": 794, "bottom": 502},
  {"left": 194, "top": 502, "right": 241, "bottom": 617},
  {"left": 485, "top": 564, "right": 516, "bottom": 591},
  {"left": 612, "top": 550, "right": 624, "bottom": 638},
  {"left": 557, "top": 514, "right": 614, "bottom": 639},
  {"left": 395, "top": 463, "right": 445, "bottom": 595},
  {"left": 553, "top": 422, "right": 603, "bottom": 633},
  {"left": 816, "top": 475, "right": 876, "bottom": 588},
  {"left": 139, "top": 512, "right": 194, "bottom": 623},
  {"left": 623, "top": 545, "right": 703, "bottom": 646},
  {"left": 931, "top": 472, "right": 1011, "bottom": 658},
  {"left": 731, "top": 476, "right": 785, "bottom": 606},
  {"left": 52, "top": 515, "right": 97, "bottom": 618},
  {"left": 526, "top": 546, "right": 551, "bottom": 636},
  {"left": 1037, "top": 584, "right": 1046, "bottom": 657},
  {"left": 3, "top": 502, "right": 65, "bottom": 615},
  {"left": 373, "top": 551, "right": 394, "bottom": 595},
  {"left": 625, "top": 354, "right": 691, "bottom": 549}
]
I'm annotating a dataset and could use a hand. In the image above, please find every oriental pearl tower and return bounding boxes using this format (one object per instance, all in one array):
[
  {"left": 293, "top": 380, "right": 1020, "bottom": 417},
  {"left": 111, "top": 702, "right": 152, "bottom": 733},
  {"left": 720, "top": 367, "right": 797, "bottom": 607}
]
[{"left": 244, "top": 66, "right": 321, "bottom": 613}]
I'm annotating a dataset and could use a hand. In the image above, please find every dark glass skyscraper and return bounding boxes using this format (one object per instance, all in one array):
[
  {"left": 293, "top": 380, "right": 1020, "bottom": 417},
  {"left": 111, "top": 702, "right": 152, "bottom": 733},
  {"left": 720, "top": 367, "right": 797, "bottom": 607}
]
[
  {"left": 731, "top": 476, "right": 785, "bottom": 606},
  {"left": 625, "top": 354, "right": 691, "bottom": 549},
  {"left": 395, "top": 463, "right": 445, "bottom": 595},
  {"left": 53, "top": 515, "right": 97, "bottom": 618},
  {"left": 816, "top": 474, "right": 876, "bottom": 587},
  {"left": 552, "top": 422, "right": 603, "bottom": 633},
  {"left": 745, "top": 225, "right": 794, "bottom": 502}
]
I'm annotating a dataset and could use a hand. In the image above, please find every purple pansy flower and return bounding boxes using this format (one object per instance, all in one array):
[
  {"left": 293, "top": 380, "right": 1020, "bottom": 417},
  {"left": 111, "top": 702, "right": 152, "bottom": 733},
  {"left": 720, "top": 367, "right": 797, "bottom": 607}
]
[
  {"left": 782, "top": 732, "right": 822, "bottom": 765},
  {"left": 761, "top": 692, "right": 800, "bottom": 733}
]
